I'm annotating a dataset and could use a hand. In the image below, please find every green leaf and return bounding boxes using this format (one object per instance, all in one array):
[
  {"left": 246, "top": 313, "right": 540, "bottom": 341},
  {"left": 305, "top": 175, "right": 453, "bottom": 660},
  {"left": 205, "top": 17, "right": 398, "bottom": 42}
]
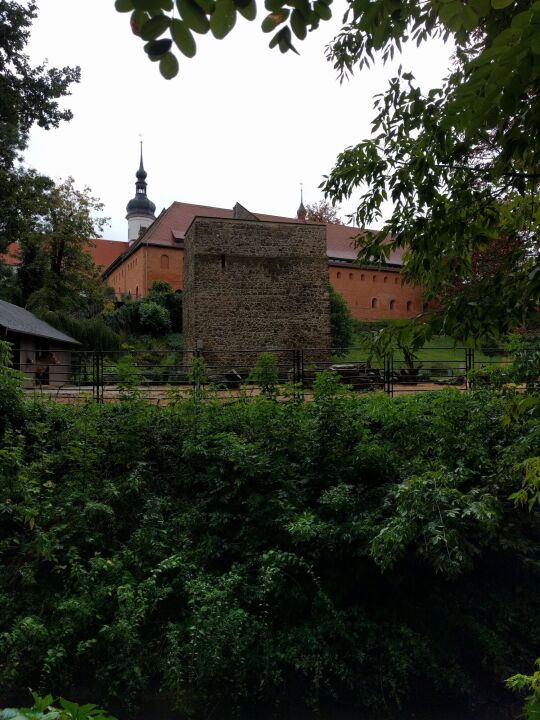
[
  {"left": 144, "top": 37, "right": 173, "bottom": 58},
  {"left": 160, "top": 52, "right": 180, "bottom": 78},
  {"left": 210, "top": 0, "right": 237, "bottom": 38},
  {"left": 261, "top": 9, "right": 288, "bottom": 31},
  {"left": 177, "top": 0, "right": 211, "bottom": 33},
  {"left": 171, "top": 18, "right": 197, "bottom": 56},
  {"left": 236, "top": 0, "right": 257, "bottom": 21},
  {"left": 264, "top": 0, "right": 284, "bottom": 11},
  {"left": 140, "top": 15, "right": 171, "bottom": 39},
  {"left": 130, "top": 9, "right": 149, "bottom": 34},
  {"left": 314, "top": 0, "right": 331, "bottom": 20},
  {"left": 193, "top": 0, "right": 215, "bottom": 13},
  {"left": 133, "top": 0, "right": 163, "bottom": 9},
  {"left": 462, "top": 5, "right": 479, "bottom": 30},
  {"left": 290, "top": 8, "right": 307, "bottom": 38},
  {"left": 438, "top": 1, "right": 460, "bottom": 27},
  {"left": 470, "top": 0, "right": 490, "bottom": 16},
  {"left": 531, "top": 32, "right": 540, "bottom": 54},
  {"left": 115, "top": 0, "right": 134, "bottom": 12},
  {"left": 491, "top": 0, "right": 513, "bottom": 8}
]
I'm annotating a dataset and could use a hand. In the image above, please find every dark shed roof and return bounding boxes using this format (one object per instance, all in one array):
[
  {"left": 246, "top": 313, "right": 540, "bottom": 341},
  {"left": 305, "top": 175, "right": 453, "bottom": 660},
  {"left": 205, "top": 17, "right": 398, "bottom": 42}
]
[{"left": 0, "top": 300, "right": 80, "bottom": 345}]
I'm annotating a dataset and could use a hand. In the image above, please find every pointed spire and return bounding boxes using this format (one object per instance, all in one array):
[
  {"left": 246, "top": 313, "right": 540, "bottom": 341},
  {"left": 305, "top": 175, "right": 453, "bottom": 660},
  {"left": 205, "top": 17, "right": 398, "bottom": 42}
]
[
  {"left": 126, "top": 139, "right": 156, "bottom": 243},
  {"left": 136, "top": 139, "right": 147, "bottom": 182},
  {"left": 297, "top": 183, "right": 306, "bottom": 222}
]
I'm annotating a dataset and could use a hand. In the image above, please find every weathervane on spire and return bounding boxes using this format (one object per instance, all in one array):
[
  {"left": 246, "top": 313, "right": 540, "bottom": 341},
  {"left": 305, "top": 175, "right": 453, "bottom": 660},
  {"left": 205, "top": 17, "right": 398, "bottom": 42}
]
[{"left": 297, "top": 181, "right": 306, "bottom": 222}]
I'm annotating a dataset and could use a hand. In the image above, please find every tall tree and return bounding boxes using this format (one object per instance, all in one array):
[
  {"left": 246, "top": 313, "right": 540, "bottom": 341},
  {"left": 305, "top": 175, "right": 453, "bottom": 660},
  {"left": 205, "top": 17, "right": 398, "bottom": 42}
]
[
  {"left": 0, "top": 0, "right": 80, "bottom": 253},
  {"left": 18, "top": 178, "right": 109, "bottom": 313}
]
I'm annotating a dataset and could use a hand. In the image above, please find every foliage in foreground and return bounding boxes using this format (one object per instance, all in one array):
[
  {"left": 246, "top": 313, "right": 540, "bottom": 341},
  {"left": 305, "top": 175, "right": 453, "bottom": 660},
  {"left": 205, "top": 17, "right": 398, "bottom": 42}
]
[
  {"left": 0, "top": 378, "right": 539, "bottom": 716},
  {"left": 0, "top": 693, "right": 115, "bottom": 720}
]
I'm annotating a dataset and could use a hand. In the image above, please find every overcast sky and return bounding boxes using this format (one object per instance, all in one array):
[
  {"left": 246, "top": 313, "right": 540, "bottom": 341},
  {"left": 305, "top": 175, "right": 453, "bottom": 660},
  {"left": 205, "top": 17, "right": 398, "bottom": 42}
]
[{"left": 24, "top": 0, "right": 453, "bottom": 242}]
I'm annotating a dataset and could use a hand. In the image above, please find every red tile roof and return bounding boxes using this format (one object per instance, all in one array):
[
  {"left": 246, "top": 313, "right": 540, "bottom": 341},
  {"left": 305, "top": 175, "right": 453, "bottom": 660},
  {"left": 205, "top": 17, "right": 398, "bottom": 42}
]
[
  {"left": 1, "top": 239, "right": 127, "bottom": 271},
  {"left": 0, "top": 242, "right": 21, "bottom": 266},
  {"left": 134, "top": 201, "right": 403, "bottom": 266},
  {"left": 87, "top": 239, "right": 128, "bottom": 269}
]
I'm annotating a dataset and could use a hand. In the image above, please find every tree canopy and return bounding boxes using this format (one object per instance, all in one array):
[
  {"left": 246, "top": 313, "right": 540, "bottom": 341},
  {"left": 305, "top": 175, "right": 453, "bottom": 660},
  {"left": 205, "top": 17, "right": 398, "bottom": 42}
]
[
  {"left": 119, "top": 0, "right": 540, "bottom": 341},
  {"left": 19, "top": 178, "right": 110, "bottom": 313},
  {"left": 305, "top": 198, "right": 342, "bottom": 224},
  {"left": 0, "top": 1, "right": 80, "bottom": 254}
]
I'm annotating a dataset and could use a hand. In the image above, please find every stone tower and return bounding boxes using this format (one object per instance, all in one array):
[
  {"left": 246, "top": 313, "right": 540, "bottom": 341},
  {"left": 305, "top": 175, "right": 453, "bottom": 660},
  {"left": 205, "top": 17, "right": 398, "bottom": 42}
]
[{"left": 183, "top": 215, "right": 331, "bottom": 366}]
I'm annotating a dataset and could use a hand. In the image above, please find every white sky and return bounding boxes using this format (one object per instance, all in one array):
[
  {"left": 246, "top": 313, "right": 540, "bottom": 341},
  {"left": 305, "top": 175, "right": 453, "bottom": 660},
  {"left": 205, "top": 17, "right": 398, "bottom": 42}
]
[{"left": 24, "top": 0, "right": 453, "bottom": 242}]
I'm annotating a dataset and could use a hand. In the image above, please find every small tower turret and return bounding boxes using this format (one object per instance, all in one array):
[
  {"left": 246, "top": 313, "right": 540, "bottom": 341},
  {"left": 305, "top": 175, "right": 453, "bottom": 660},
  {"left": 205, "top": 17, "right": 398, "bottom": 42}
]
[
  {"left": 126, "top": 141, "right": 156, "bottom": 243},
  {"left": 297, "top": 183, "right": 306, "bottom": 222}
]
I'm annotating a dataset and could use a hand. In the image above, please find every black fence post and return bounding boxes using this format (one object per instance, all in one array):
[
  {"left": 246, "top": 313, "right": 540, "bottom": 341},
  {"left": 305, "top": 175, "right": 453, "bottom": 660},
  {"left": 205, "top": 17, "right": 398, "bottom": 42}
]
[
  {"left": 465, "top": 347, "right": 475, "bottom": 390},
  {"left": 384, "top": 353, "right": 394, "bottom": 396},
  {"left": 92, "top": 352, "right": 104, "bottom": 404},
  {"left": 299, "top": 349, "right": 305, "bottom": 399}
]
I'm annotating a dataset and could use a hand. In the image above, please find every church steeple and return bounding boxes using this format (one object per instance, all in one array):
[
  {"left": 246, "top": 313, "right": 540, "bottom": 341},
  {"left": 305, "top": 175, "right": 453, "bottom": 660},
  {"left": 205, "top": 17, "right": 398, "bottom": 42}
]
[
  {"left": 297, "top": 183, "right": 306, "bottom": 222},
  {"left": 126, "top": 141, "right": 156, "bottom": 243}
]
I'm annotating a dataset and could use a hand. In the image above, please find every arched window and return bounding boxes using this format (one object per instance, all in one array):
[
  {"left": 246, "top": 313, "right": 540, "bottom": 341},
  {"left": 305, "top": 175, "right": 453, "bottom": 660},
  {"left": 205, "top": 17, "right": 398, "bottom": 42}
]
[
  {"left": 360, "top": 273, "right": 365, "bottom": 280},
  {"left": 136, "top": 286, "right": 139, "bottom": 299},
  {"left": 384, "top": 276, "right": 388, "bottom": 283},
  {"left": 407, "top": 301, "right": 413, "bottom": 311},
  {"left": 395, "top": 277, "right": 399, "bottom": 284},
  {"left": 160, "top": 254, "right": 169, "bottom": 270},
  {"left": 371, "top": 298, "right": 379, "bottom": 309},
  {"left": 349, "top": 272, "right": 353, "bottom": 280},
  {"left": 337, "top": 271, "right": 341, "bottom": 278},
  {"left": 390, "top": 299, "right": 396, "bottom": 310},
  {"left": 372, "top": 275, "right": 376, "bottom": 281}
]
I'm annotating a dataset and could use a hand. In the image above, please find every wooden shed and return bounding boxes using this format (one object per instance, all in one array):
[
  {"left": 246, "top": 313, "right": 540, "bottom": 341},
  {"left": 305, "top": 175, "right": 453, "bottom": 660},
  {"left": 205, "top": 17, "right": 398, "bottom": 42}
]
[{"left": 0, "top": 299, "right": 80, "bottom": 386}]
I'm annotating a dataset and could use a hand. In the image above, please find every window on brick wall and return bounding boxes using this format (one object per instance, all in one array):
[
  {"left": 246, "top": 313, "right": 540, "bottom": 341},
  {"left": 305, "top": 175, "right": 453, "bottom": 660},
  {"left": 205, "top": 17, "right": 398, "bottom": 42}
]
[
  {"left": 136, "top": 286, "right": 139, "bottom": 299},
  {"left": 161, "top": 254, "right": 169, "bottom": 269},
  {"left": 349, "top": 272, "right": 353, "bottom": 280},
  {"left": 395, "top": 277, "right": 399, "bottom": 284},
  {"left": 337, "top": 271, "right": 341, "bottom": 278},
  {"left": 390, "top": 299, "right": 396, "bottom": 309},
  {"left": 372, "top": 298, "right": 379, "bottom": 308},
  {"left": 384, "top": 276, "right": 388, "bottom": 283},
  {"left": 372, "top": 275, "right": 376, "bottom": 281},
  {"left": 361, "top": 273, "right": 365, "bottom": 280},
  {"left": 407, "top": 301, "right": 413, "bottom": 311}
]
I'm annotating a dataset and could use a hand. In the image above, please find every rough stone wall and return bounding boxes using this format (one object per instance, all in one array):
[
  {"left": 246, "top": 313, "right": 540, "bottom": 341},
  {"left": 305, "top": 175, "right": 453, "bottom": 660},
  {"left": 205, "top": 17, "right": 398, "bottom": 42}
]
[{"left": 183, "top": 217, "right": 330, "bottom": 365}]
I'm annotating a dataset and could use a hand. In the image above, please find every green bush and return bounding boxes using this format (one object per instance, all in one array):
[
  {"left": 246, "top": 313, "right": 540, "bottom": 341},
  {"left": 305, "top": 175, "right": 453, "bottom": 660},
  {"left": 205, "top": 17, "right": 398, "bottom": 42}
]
[
  {"left": 329, "top": 284, "right": 354, "bottom": 356},
  {"left": 249, "top": 352, "right": 279, "bottom": 398},
  {"left": 138, "top": 301, "right": 171, "bottom": 336},
  {"left": 0, "top": 390, "right": 539, "bottom": 716},
  {"left": 147, "top": 281, "right": 182, "bottom": 333},
  {"left": 37, "top": 310, "right": 121, "bottom": 351},
  {"left": 0, "top": 339, "right": 23, "bottom": 435},
  {"left": 0, "top": 694, "right": 115, "bottom": 720}
]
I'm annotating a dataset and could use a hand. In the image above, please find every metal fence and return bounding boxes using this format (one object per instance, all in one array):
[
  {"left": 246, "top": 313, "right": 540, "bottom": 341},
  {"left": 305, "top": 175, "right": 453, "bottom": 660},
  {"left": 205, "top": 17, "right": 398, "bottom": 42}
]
[{"left": 13, "top": 344, "right": 523, "bottom": 405}]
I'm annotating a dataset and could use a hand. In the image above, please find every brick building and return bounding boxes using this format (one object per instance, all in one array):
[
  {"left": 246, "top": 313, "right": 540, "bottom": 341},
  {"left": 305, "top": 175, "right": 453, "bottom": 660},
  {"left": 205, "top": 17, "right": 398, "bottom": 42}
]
[
  {"left": 101, "top": 155, "right": 423, "bottom": 322},
  {"left": 1, "top": 151, "right": 424, "bottom": 324}
]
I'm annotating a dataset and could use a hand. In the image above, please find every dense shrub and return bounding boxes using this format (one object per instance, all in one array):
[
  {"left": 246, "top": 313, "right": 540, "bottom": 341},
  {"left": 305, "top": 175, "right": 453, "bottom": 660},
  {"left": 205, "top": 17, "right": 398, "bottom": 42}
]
[
  {"left": 137, "top": 301, "right": 171, "bottom": 335},
  {"left": 329, "top": 284, "right": 354, "bottom": 356},
  {"left": 105, "top": 283, "right": 181, "bottom": 337},
  {"left": 37, "top": 310, "right": 121, "bottom": 351},
  {"left": 0, "top": 340, "right": 23, "bottom": 435},
  {"left": 0, "top": 382, "right": 539, "bottom": 717}
]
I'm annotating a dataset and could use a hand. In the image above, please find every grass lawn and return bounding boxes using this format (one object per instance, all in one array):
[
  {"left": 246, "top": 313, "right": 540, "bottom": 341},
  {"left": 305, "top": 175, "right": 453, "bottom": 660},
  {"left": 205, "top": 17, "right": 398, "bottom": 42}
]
[{"left": 343, "top": 334, "right": 508, "bottom": 369}]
